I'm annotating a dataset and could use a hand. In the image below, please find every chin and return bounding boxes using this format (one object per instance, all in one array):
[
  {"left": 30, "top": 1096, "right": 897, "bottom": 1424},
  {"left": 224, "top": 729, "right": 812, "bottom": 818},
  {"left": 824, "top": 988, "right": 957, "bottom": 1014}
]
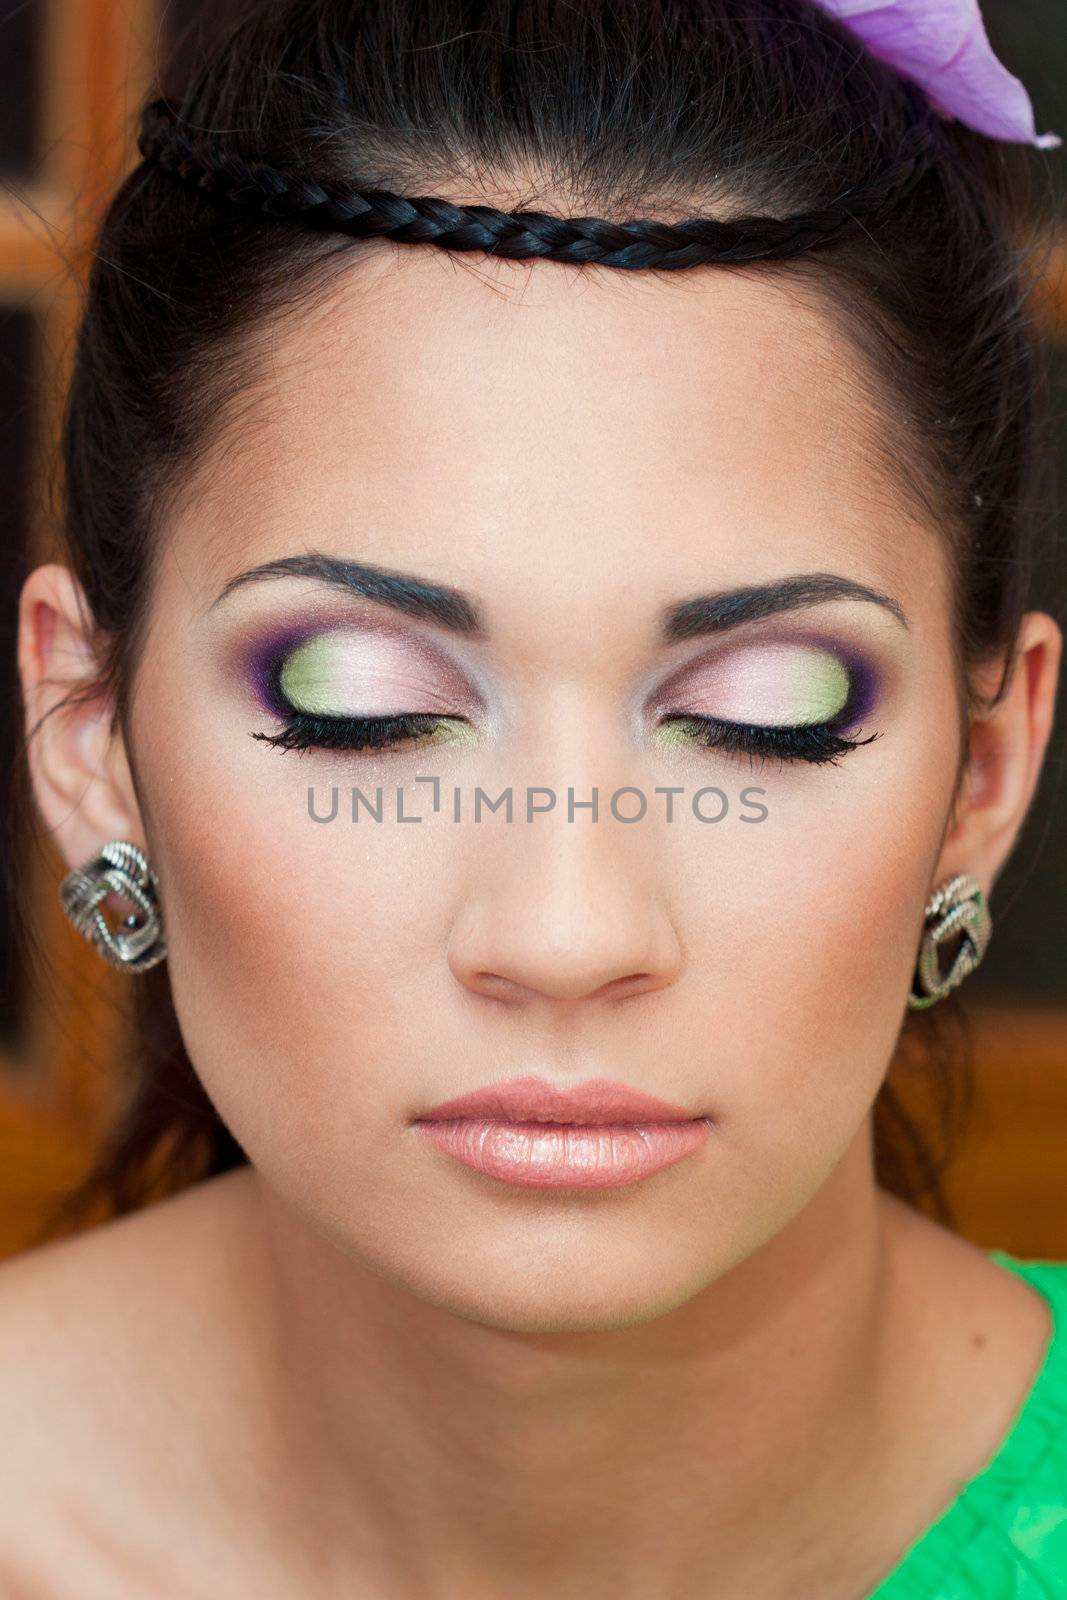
[{"left": 378, "top": 1237, "right": 719, "bottom": 1336}]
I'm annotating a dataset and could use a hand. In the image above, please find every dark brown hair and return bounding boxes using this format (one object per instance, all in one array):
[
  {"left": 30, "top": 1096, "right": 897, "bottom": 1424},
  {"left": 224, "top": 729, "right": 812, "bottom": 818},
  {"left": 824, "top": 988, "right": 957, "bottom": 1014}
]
[{"left": 18, "top": 0, "right": 1061, "bottom": 1242}]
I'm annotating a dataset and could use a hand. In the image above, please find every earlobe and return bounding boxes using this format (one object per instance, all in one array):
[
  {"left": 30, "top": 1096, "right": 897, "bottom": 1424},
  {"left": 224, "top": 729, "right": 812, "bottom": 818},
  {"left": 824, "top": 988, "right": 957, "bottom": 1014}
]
[
  {"left": 17, "top": 562, "right": 146, "bottom": 871},
  {"left": 936, "top": 611, "right": 1063, "bottom": 893}
]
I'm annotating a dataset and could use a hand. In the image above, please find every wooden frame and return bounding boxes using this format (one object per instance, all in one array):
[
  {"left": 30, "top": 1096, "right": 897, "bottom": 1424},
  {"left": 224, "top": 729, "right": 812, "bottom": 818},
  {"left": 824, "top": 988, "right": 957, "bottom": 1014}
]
[{"left": 0, "top": 0, "right": 157, "bottom": 1252}]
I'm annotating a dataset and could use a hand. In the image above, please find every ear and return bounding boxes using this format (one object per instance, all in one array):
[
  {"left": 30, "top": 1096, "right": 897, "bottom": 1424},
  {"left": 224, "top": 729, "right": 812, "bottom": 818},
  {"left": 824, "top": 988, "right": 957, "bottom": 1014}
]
[
  {"left": 934, "top": 610, "right": 1063, "bottom": 896},
  {"left": 18, "top": 562, "right": 145, "bottom": 874}
]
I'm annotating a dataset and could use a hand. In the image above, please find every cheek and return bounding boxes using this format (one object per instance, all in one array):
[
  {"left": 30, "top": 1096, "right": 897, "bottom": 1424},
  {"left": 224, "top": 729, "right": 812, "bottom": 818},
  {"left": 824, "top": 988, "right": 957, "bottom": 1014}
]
[
  {"left": 146, "top": 753, "right": 466, "bottom": 1170},
  {"left": 672, "top": 719, "right": 956, "bottom": 1168}
]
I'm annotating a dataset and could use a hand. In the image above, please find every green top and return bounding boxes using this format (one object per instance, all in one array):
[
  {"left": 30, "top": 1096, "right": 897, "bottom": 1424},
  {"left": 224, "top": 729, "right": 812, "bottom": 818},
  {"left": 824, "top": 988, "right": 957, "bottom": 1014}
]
[{"left": 867, "top": 1249, "right": 1067, "bottom": 1597}]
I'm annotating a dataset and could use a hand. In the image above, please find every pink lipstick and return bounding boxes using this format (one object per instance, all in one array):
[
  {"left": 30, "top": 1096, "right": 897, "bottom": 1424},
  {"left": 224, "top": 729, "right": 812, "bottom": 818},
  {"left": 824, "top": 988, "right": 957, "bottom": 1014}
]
[{"left": 411, "top": 1075, "right": 713, "bottom": 1189}]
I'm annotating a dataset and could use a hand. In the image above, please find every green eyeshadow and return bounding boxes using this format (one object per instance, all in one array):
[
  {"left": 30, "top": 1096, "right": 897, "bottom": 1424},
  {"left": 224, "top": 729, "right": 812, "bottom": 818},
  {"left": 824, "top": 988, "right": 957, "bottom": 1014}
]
[{"left": 658, "top": 644, "right": 853, "bottom": 733}]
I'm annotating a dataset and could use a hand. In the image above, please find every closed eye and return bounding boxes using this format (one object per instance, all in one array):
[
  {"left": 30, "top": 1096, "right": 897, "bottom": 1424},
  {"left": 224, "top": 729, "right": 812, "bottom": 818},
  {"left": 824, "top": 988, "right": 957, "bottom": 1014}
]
[
  {"left": 657, "top": 712, "right": 881, "bottom": 767},
  {"left": 251, "top": 711, "right": 473, "bottom": 754}
]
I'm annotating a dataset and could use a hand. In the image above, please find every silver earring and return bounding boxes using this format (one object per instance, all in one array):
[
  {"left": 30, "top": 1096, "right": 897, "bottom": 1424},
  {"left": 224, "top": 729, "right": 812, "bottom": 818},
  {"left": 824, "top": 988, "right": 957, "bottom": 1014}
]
[
  {"left": 907, "top": 871, "right": 991, "bottom": 1010},
  {"left": 58, "top": 839, "right": 166, "bottom": 973}
]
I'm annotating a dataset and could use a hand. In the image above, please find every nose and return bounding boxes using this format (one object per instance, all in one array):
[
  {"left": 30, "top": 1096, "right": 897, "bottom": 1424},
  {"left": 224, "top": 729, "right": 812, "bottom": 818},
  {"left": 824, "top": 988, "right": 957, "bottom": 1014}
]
[{"left": 447, "top": 806, "right": 684, "bottom": 1008}]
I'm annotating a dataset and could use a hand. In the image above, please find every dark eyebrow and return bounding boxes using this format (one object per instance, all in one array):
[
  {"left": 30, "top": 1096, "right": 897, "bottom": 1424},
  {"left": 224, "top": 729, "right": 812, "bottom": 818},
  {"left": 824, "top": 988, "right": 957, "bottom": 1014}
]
[
  {"left": 207, "top": 551, "right": 486, "bottom": 637},
  {"left": 208, "top": 555, "right": 908, "bottom": 641},
  {"left": 661, "top": 573, "right": 908, "bottom": 640}
]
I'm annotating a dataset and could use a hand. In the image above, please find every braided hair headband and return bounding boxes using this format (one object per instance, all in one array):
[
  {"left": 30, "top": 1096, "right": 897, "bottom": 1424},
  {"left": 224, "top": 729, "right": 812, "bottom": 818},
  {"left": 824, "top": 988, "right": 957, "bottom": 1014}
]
[
  {"left": 136, "top": 79, "right": 941, "bottom": 270},
  {"left": 135, "top": 0, "right": 1058, "bottom": 269}
]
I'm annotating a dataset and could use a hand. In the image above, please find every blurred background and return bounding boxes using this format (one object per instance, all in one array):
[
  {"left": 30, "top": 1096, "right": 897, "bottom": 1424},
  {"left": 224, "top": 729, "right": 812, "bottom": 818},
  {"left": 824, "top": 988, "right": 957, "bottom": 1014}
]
[{"left": 0, "top": 0, "right": 1064, "bottom": 1261}]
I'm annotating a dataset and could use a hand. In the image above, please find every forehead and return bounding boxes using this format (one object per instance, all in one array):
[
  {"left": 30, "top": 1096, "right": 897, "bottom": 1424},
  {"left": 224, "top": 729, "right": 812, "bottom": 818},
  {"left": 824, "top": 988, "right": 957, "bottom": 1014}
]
[{"left": 166, "top": 244, "right": 935, "bottom": 614}]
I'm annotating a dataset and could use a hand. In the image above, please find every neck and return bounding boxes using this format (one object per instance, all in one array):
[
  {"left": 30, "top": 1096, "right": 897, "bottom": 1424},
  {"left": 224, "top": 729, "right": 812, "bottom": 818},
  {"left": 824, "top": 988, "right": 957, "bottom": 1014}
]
[{"left": 220, "top": 1139, "right": 908, "bottom": 1598}]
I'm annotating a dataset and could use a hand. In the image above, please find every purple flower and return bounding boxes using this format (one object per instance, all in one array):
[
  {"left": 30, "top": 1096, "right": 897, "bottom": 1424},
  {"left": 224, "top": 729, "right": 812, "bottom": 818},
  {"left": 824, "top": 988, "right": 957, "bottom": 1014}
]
[{"left": 810, "top": 0, "right": 1061, "bottom": 147}]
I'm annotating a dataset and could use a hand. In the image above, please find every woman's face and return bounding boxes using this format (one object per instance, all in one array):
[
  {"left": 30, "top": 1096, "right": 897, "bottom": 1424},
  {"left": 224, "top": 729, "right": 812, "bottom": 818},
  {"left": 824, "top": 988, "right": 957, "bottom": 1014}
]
[{"left": 122, "top": 248, "right": 962, "bottom": 1330}]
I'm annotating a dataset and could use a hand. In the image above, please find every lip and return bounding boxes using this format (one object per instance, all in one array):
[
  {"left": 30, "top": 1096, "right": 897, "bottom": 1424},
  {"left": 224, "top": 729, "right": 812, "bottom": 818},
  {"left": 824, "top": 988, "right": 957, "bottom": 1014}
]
[{"left": 411, "top": 1074, "right": 713, "bottom": 1189}]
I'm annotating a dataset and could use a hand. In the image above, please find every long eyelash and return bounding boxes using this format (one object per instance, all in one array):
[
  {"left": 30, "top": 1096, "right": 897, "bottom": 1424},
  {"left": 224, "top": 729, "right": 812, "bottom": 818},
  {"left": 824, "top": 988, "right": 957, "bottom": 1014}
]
[
  {"left": 251, "top": 712, "right": 458, "bottom": 754},
  {"left": 252, "top": 710, "right": 880, "bottom": 765},
  {"left": 662, "top": 713, "right": 882, "bottom": 767}
]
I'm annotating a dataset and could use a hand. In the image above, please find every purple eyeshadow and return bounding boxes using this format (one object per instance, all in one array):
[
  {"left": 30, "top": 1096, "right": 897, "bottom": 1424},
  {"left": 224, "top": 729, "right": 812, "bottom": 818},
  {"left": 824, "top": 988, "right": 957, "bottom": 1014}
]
[{"left": 243, "top": 618, "right": 336, "bottom": 721}]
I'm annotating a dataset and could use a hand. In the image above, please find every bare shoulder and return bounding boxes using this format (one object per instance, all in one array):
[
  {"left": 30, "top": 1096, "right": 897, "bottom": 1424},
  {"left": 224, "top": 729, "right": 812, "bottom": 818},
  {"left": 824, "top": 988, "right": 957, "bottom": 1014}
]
[
  {"left": 876, "top": 1187, "right": 1054, "bottom": 1444},
  {"left": 878, "top": 1186, "right": 1054, "bottom": 1338},
  {"left": 0, "top": 1163, "right": 254, "bottom": 1367},
  {"left": 0, "top": 1166, "right": 256, "bottom": 1597}
]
